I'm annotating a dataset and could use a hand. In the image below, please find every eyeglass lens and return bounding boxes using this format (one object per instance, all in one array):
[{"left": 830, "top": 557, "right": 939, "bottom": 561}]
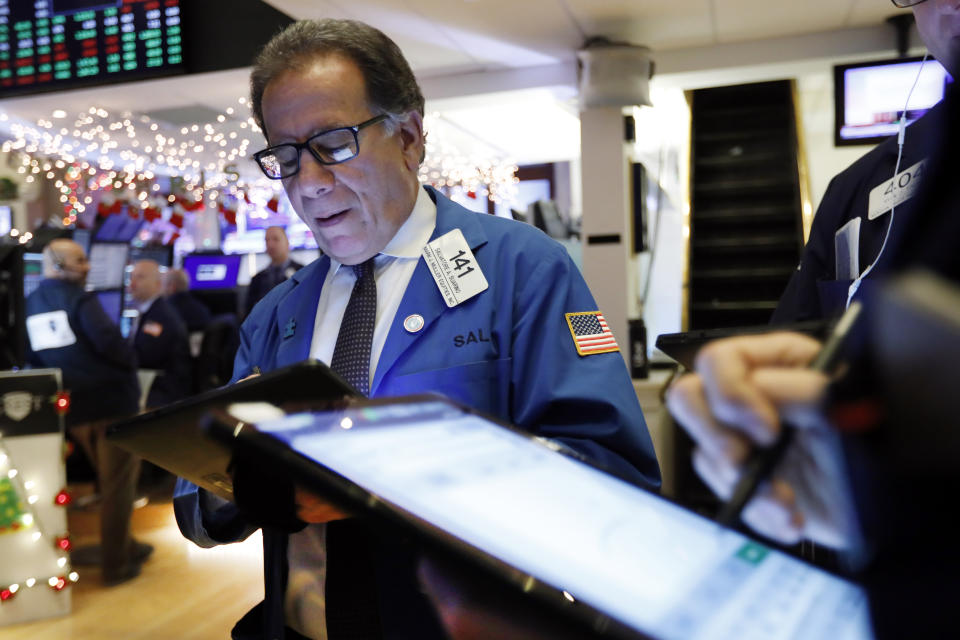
[{"left": 257, "top": 129, "right": 360, "bottom": 178}]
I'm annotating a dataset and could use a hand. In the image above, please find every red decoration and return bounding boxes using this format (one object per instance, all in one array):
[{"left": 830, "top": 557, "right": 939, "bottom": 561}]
[
  {"left": 143, "top": 206, "right": 162, "bottom": 223},
  {"left": 266, "top": 197, "right": 279, "bottom": 213},
  {"left": 175, "top": 195, "right": 205, "bottom": 212},
  {"left": 0, "top": 588, "right": 14, "bottom": 602},
  {"left": 54, "top": 489, "right": 72, "bottom": 506},
  {"left": 219, "top": 202, "right": 237, "bottom": 226},
  {"left": 56, "top": 535, "right": 72, "bottom": 552},
  {"left": 169, "top": 212, "right": 184, "bottom": 228},
  {"left": 49, "top": 577, "right": 67, "bottom": 592},
  {"left": 54, "top": 391, "right": 70, "bottom": 415}
]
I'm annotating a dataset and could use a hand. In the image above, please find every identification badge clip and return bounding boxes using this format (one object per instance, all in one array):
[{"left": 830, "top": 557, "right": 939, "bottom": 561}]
[{"left": 422, "top": 229, "right": 488, "bottom": 307}]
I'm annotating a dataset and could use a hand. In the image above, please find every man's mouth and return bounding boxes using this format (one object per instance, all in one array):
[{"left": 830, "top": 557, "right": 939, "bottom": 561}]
[{"left": 314, "top": 208, "right": 349, "bottom": 227}]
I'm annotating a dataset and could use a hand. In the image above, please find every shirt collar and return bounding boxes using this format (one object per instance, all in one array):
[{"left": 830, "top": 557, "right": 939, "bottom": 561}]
[
  {"left": 136, "top": 295, "right": 159, "bottom": 314},
  {"left": 328, "top": 185, "right": 437, "bottom": 274}
]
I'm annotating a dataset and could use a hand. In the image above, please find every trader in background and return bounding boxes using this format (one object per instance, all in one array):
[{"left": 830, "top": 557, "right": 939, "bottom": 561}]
[
  {"left": 164, "top": 267, "right": 213, "bottom": 333},
  {"left": 243, "top": 225, "right": 304, "bottom": 317},
  {"left": 24, "top": 238, "right": 150, "bottom": 586},
  {"left": 128, "top": 259, "right": 192, "bottom": 407}
]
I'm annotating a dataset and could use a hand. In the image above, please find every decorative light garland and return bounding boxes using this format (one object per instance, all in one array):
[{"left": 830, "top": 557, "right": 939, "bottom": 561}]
[
  {"left": 1, "top": 102, "right": 518, "bottom": 242},
  {"left": 418, "top": 112, "right": 519, "bottom": 204},
  {"left": 0, "top": 391, "right": 76, "bottom": 603}
]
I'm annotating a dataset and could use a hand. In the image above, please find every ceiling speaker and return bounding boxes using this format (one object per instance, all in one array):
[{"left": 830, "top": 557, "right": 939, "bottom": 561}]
[{"left": 577, "top": 40, "right": 654, "bottom": 108}]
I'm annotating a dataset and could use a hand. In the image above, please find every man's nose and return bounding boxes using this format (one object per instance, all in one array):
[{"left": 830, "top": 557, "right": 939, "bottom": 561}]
[{"left": 296, "top": 150, "right": 336, "bottom": 196}]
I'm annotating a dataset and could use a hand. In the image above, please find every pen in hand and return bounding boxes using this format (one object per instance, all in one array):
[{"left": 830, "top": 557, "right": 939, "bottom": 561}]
[{"left": 715, "top": 301, "right": 863, "bottom": 528}]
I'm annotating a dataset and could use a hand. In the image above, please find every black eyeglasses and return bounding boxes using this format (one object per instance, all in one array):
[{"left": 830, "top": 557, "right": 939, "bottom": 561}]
[
  {"left": 253, "top": 114, "right": 389, "bottom": 179},
  {"left": 890, "top": 0, "right": 928, "bottom": 7}
]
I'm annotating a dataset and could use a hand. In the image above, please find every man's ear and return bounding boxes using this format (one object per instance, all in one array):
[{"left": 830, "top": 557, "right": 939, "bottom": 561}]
[{"left": 397, "top": 111, "right": 425, "bottom": 173}]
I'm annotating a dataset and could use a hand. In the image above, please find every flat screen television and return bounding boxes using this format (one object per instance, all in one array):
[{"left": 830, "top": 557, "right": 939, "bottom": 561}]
[
  {"left": 182, "top": 253, "right": 241, "bottom": 290},
  {"left": 835, "top": 56, "right": 952, "bottom": 146}
]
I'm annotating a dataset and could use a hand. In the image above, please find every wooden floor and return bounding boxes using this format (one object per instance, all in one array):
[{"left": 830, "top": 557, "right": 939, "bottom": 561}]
[{"left": 0, "top": 491, "right": 263, "bottom": 640}]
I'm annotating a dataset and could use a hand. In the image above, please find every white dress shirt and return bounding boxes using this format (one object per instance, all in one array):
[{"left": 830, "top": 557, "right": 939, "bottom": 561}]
[{"left": 287, "top": 186, "right": 437, "bottom": 639}]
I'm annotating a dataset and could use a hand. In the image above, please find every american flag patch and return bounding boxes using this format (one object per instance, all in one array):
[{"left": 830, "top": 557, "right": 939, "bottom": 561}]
[{"left": 565, "top": 311, "right": 619, "bottom": 356}]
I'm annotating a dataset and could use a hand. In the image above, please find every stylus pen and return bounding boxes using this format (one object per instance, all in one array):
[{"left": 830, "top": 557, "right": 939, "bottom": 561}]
[{"left": 716, "top": 301, "right": 863, "bottom": 528}]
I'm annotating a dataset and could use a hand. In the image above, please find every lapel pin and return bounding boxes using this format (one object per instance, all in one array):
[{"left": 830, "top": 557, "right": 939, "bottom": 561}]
[
  {"left": 403, "top": 314, "right": 425, "bottom": 334},
  {"left": 283, "top": 317, "right": 296, "bottom": 339}
]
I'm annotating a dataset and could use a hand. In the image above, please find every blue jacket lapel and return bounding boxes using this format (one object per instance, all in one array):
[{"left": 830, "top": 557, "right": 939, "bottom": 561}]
[
  {"left": 274, "top": 256, "right": 330, "bottom": 368},
  {"left": 371, "top": 187, "right": 488, "bottom": 394}
]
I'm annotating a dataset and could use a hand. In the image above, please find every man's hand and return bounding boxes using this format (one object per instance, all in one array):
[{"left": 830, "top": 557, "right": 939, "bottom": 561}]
[
  {"left": 294, "top": 487, "right": 352, "bottom": 523},
  {"left": 666, "top": 332, "right": 857, "bottom": 548}
]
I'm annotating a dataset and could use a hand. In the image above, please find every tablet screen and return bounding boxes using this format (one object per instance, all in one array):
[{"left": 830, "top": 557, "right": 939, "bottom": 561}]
[{"left": 256, "top": 401, "right": 873, "bottom": 640}]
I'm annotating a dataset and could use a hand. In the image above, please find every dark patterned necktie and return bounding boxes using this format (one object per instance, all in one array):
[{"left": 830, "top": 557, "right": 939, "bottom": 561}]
[
  {"left": 329, "top": 258, "right": 376, "bottom": 396},
  {"left": 326, "top": 257, "right": 382, "bottom": 639}
]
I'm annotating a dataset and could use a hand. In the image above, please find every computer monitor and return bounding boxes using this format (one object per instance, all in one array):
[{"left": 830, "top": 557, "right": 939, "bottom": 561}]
[
  {"left": 22, "top": 252, "right": 45, "bottom": 298},
  {"left": 72, "top": 228, "right": 92, "bottom": 255},
  {"left": 130, "top": 244, "right": 174, "bottom": 268},
  {"left": 0, "top": 205, "right": 11, "bottom": 236},
  {"left": 94, "top": 214, "right": 143, "bottom": 243},
  {"left": 87, "top": 242, "right": 130, "bottom": 291},
  {"left": 182, "top": 254, "right": 242, "bottom": 290},
  {"left": 835, "top": 56, "right": 952, "bottom": 146},
  {"left": 95, "top": 289, "right": 124, "bottom": 326}
]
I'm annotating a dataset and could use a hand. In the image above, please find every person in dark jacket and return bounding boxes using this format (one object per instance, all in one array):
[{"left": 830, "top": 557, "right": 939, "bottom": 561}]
[
  {"left": 164, "top": 267, "right": 213, "bottom": 333},
  {"left": 243, "top": 225, "right": 304, "bottom": 317},
  {"left": 25, "top": 239, "right": 151, "bottom": 585},
  {"left": 773, "top": 0, "right": 959, "bottom": 322},
  {"left": 128, "top": 260, "right": 192, "bottom": 408}
]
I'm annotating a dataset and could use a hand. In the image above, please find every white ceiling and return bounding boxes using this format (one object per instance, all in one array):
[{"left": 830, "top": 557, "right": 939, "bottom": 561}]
[
  {"left": 264, "top": 0, "right": 906, "bottom": 73},
  {"left": 0, "top": 0, "right": 913, "bottom": 172}
]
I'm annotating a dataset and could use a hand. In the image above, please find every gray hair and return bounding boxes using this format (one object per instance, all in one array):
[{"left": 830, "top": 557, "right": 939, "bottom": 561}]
[{"left": 250, "top": 19, "right": 425, "bottom": 140}]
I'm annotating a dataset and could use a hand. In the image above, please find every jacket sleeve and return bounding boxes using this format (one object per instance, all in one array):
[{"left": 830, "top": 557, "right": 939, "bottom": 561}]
[
  {"left": 173, "top": 477, "right": 258, "bottom": 547},
  {"left": 174, "top": 307, "right": 270, "bottom": 546},
  {"left": 509, "top": 245, "right": 662, "bottom": 490},
  {"left": 75, "top": 294, "right": 138, "bottom": 371}
]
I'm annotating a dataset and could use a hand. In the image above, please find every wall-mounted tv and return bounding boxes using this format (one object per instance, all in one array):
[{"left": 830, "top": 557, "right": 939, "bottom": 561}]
[
  {"left": 182, "top": 253, "right": 241, "bottom": 290},
  {"left": 835, "top": 56, "right": 952, "bottom": 146}
]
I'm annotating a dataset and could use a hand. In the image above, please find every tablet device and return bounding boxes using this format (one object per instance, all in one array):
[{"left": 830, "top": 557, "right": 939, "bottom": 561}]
[
  {"left": 105, "top": 360, "right": 357, "bottom": 500},
  {"left": 206, "top": 396, "right": 874, "bottom": 640},
  {"left": 655, "top": 320, "right": 828, "bottom": 369}
]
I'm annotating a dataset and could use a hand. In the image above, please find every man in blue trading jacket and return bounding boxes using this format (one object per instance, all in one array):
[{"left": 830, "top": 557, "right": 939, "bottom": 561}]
[
  {"left": 773, "top": 0, "right": 959, "bottom": 323},
  {"left": 25, "top": 238, "right": 151, "bottom": 585},
  {"left": 173, "top": 17, "right": 660, "bottom": 640},
  {"left": 128, "top": 259, "right": 192, "bottom": 408}
]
